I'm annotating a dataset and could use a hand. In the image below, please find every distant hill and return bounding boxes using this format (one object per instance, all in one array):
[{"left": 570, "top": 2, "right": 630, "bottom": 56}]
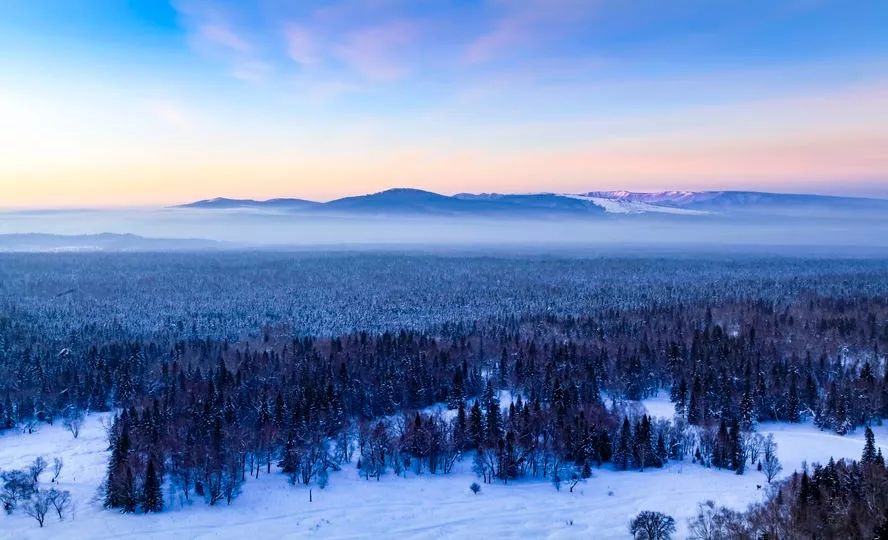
[
  {"left": 178, "top": 197, "right": 320, "bottom": 210},
  {"left": 174, "top": 188, "right": 888, "bottom": 219},
  {"left": 178, "top": 189, "right": 608, "bottom": 216},
  {"left": 0, "top": 233, "right": 225, "bottom": 252}
]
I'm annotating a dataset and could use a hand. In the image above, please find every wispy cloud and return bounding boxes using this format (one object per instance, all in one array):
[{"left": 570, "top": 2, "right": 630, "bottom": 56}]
[
  {"left": 198, "top": 22, "right": 252, "bottom": 53},
  {"left": 335, "top": 19, "right": 420, "bottom": 81},
  {"left": 174, "top": 0, "right": 272, "bottom": 83},
  {"left": 466, "top": 0, "right": 595, "bottom": 64},
  {"left": 283, "top": 24, "right": 320, "bottom": 66}
]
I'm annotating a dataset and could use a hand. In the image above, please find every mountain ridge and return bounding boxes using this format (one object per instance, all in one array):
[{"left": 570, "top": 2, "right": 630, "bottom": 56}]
[
  {"left": 0, "top": 233, "right": 226, "bottom": 252},
  {"left": 174, "top": 188, "right": 888, "bottom": 217}
]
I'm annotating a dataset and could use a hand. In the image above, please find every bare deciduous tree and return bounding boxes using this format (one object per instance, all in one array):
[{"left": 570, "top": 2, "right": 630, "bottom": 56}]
[
  {"left": 687, "top": 500, "right": 748, "bottom": 539},
  {"left": 47, "top": 488, "right": 71, "bottom": 520},
  {"left": 51, "top": 458, "right": 63, "bottom": 483},
  {"left": 63, "top": 411, "right": 85, "bottom": 439},
  {"left": 630, "top": 511, "right": 676, "bottom": 540},
  {"left": 28, "top": 457, "right": 47, "bottom": 484},
  {"left": 1, "top": 469, "right": 36, "bottom": 514},
  {"left": 23, "top": 489, "right": 52, "bottom": 527},
  {"left": 761, "top": 435, "right": 782, "bottom": 483}
]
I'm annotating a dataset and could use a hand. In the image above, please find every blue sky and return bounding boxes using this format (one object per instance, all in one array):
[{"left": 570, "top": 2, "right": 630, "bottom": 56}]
[{"left": 1, "top": 0, "right": 887, "bottom": 206}]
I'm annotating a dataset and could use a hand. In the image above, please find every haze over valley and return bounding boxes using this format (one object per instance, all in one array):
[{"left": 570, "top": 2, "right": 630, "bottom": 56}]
[{"left": 2, "top": 188, "right": 887, "bottom": 252}]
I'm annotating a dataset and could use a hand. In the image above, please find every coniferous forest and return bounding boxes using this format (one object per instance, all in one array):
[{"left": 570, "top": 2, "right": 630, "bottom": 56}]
[{"left": 2, "top": 253, "right": 888, "bottom": 536}]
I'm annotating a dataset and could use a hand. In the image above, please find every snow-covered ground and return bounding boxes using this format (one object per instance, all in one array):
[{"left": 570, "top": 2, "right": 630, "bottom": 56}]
[
  {"left": 560, "top": 194, "right": 710, "bottom": 216},
  {"left": 638, "top": 391, "right": 678, "bottom": 420},
  {"left": 1, "top": 407, "right": 885, "bottom": 540}
]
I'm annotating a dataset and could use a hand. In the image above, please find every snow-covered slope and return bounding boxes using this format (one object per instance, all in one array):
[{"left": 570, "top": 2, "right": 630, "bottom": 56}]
[
  {"left": 581, "top": 191, "right": 718, "bottom": 206},
  {"left": 582, "top": 190, "right": 888, "bottom": 214},
  {"left": 0, "top": 412, "right": 880, "bottom": 540},
  {"left": 561, "top": 194, "right": 710, "bottom": 215}
]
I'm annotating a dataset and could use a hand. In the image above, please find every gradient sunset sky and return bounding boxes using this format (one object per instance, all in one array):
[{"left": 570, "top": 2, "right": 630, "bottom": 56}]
[{"left": 1, "top": 0, "right": 887, "bottom": 208}]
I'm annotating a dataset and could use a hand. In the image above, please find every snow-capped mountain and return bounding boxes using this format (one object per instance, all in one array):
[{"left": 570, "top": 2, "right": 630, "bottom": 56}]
[
  {"left": 579, "top": 190, "right": 888, "bottom": 213},
  {"left": 579, "top": 191, "right": 723, "bottom": 207},
  {"left": 174, "top": 188, "right": 888, "bottom": 219}
]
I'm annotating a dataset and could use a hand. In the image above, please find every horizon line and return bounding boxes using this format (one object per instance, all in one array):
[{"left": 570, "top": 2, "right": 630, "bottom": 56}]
[{"left": 4, "top": 186, "right": 888, "bottom": 212}]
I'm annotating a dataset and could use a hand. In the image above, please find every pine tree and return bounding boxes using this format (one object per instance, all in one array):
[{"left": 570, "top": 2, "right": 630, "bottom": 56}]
[
  {"left": 632, "top": 415, "right": 659, "bottom": 470},
  {"left": 469, "top": 400, "right": 484, "bottom": 449},
  {"left": 862, "top": 426, "right": 878, "bottom": 464},
  {"left": 484, "top": 381, "right": 501, "bottom": 442},
  {"left": 448, "top": 369, "right": 464, "bottom": 409},
  {"left": 687, "top": 375, "right": 702, "bottom": 425},
  {"left": 142, "top": 459, "right": 163, "bottom": 512},
  {"left": 786, "top": 375, "right": 800, "bottom": 423},
  {"left": 454, "top": 399, "right": 467, "bottom": 449},
  {"left": 104, "top": 414, "right": 131, "bottom": 509},
  {"left": 614, "top": 417, "right": 632, "bottom": 470},
  {"left": 122, "top": 466, "right": 137, "bottom": 513},
  {"left": 714, "top": 419, "right": 730, "bottom": 469},
  {"left": 655, "top": 432, "right": 668, "bottom": 466},
  {"left": 671, "top": 377, "right": 687, "bottom": 417},
  {"left": 2, "top": 394, "right": 13, "bottom": 429},
  {"left": 739, "top": 383, "right": 755, "bottom": 431},
  {"left": 730, "top": 417, "right": 744, "bottom": 474}
]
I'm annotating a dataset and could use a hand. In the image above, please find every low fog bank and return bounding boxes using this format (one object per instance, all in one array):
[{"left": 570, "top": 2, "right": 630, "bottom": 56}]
[{"left": 1, "top": 208, "right": 886, "bottom": 255}]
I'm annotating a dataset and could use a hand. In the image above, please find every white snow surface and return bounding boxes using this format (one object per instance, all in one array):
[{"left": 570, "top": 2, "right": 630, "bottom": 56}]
[
  {"left": 580, "top": 191, "right": 717, "bottom": 206},
  {"left": 1, "top": 410, "right": 885, "bottom": 540},
  {"left": 561, "top": 194, "right": 710, "bottom": 215},
  {"left": 639, "top": 391, "right": 678, "bottom": 420}
]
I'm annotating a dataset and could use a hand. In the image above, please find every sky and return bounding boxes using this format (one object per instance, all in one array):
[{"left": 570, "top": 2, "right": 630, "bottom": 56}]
[{"left": 0, "top": 0, "right": 887, "bottom": 208}]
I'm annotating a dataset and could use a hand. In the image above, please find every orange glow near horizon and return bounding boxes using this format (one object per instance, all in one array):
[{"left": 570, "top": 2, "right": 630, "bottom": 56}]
[{"left": 2, "top": 1, "right": 888, "bottom": 208}]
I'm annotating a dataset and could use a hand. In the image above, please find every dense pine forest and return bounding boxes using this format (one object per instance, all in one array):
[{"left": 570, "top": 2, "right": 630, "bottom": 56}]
[{"left": 2, "top": 253, "right": 888, "bottom": 534}]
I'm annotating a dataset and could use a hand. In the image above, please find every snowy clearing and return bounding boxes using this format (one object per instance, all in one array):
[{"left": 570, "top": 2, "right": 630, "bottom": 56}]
[{"left": 1, "top": 411, "right": 884, "bottom": 540}]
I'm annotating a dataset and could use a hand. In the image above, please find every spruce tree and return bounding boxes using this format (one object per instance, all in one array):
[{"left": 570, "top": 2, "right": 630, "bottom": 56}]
[
  {"left": 786, "top": 375, "right": 800, "bottom": 423},
  {"left": 739, "top": 383, "right": 755, "bottom": 431},
  {"left": 862, "top": 426, "right": 878, "bottom": 464},
  {"left": 469, "top": 400, "right": 484, "bottom": 449},
  {"left": 672, "top": 377, "right": 687, "bottom": 417},
  {"left": 104, "top": 414, "right": 131, "bottom": 509},
  {"left": 484, "top": 382, "right": 501, "bottom": 442},
  {"left": 455, "top": 399, "right": 467, "bottom": 449},
  {"left": 730, "top": 417, "right": 745, "bottom": 474},
  {"left": 3, "top": 394, "right": 13, "bottom": 429},
  {"left": 142, "top": 459, "right": 163, "bottom": 512},
  {"left": 687, "top": 376, "right": 702, "bottom": 425},
  {"left": 614, "top": 417, "right": 632, "bottom": 470},
  {"left": 714, "top": 419, "right": 729, "bottom": 469},
  {"left": 122, "top": 466, "right": 136, "bottom": 513},
  {"left": 655, "top": 432, "right": 668, "bottom": 466}
]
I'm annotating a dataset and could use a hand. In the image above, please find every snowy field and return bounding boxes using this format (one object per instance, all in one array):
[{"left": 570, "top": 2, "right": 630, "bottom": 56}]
[{"left": 1, "top": 398, "right": 884, "bottom": 540}]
